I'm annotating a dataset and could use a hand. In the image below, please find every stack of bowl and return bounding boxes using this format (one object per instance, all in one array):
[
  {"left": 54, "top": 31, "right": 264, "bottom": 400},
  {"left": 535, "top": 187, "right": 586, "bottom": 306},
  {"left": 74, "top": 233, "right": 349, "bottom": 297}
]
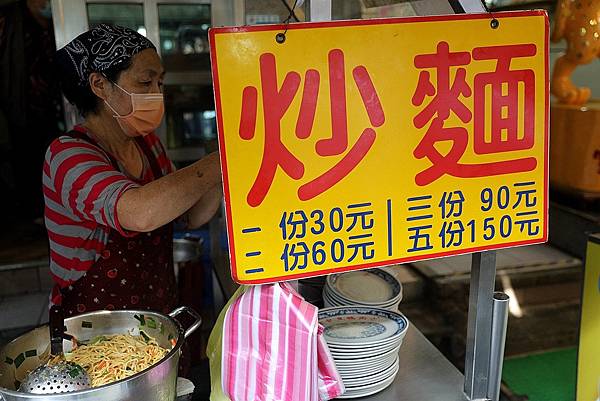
[{"left": 323, "top": 268, "right": 402, "bottom": 310}]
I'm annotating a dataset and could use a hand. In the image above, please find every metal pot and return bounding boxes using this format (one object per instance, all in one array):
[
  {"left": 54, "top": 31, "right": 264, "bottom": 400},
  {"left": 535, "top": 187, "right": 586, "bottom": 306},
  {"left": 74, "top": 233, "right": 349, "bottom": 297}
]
[
  {"left": 173, "top": 238, "right": 203, "bottom": 265},
  {"left": 173, "top": 238, "right": 203, "bottom": 283},
  {"left": 0, "top": 306, "right": 201, "bottom": 401}
]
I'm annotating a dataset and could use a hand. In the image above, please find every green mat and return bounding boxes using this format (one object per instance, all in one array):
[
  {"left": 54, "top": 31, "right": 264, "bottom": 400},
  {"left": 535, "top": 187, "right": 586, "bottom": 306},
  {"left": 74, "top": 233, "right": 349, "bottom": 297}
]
[{"left": 502, "top": 348, "right": 577, "bottom": 401}]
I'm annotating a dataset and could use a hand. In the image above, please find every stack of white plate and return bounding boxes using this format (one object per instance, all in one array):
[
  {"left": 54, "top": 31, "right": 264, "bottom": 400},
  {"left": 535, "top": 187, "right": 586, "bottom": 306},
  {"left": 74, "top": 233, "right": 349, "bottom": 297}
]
[
  {"left": 323, "top": 268, "right": 402, "bottom": 310},
  {"left": 319, "top": 306, "right": 409, "bottom": 399}
]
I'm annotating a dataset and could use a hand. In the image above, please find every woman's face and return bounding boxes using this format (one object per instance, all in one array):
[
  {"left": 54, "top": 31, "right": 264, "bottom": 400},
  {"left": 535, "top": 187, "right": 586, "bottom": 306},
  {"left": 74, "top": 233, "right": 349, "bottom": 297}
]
[{"left": 105, "top": 48, "right": 165, "bottom": 116}]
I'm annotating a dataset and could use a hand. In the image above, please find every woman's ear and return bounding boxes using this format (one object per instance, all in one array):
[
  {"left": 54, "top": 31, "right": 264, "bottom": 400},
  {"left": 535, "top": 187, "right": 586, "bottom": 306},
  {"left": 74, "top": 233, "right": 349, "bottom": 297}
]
[{"left": 89, "top": 72, "right": 109, "bottom": 101}]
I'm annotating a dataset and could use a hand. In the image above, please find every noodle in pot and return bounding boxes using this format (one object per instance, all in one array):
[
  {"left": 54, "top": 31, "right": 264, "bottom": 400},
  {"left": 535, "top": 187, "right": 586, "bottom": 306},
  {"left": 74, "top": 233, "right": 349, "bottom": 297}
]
[{"left": 65, "top": 333, "right": 169, "bottom": 387}]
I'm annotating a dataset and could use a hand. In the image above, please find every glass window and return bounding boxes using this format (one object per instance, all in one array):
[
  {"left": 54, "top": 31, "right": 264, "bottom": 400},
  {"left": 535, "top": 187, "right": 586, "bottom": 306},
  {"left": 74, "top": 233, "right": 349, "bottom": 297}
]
[
  {"left": 360, "top": 3, "right": 417, "bottom": 18},
  {"left": 331, "top": 0, "right": 417, "bottom": 20},
  {"left": 484, "top": 0, "right": 552, "bottom": 10},
  {"left": 164, "top": 84, "right": 217, "bottom": 151},
  {"left": 245, "top": 0, "right": 306, "bottom": 24},
  {"left": 158, "top": 4, "right": 211, "bottom": 71},
  {"left": 332, "top": 0, "right": 362, "bottom": 20},
  {"left": 87, "top": 3, "right": 145, "bottom": 32}
]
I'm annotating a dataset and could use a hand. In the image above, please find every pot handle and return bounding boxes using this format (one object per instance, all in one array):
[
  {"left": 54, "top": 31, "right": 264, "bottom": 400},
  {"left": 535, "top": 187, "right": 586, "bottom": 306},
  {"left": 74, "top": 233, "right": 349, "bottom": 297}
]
[{"left": 169, "top": 306, "right": 202, "bottom": 339}]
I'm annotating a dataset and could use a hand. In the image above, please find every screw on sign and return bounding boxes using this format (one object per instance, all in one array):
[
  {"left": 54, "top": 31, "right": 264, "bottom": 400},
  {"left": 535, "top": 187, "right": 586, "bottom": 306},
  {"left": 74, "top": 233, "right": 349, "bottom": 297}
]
[
  {"left": 412, "top": 41, "right": 538, "bottom": 186},
  {"left": 238, "top": 49, "right": 386, "bottom": 207}
]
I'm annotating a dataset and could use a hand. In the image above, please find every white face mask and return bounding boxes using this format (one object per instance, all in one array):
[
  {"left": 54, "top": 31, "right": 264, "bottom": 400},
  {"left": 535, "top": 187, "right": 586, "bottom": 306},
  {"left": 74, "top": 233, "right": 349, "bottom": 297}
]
[{"left": 104, "top": 80, "right": 164, "bottom": 137}]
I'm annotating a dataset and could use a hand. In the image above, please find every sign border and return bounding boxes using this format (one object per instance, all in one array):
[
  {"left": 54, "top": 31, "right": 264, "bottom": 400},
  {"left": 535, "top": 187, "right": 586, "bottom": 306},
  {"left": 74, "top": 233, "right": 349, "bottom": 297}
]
[{"left": 209, "top": 10, "right": 550, "bottom": 284}]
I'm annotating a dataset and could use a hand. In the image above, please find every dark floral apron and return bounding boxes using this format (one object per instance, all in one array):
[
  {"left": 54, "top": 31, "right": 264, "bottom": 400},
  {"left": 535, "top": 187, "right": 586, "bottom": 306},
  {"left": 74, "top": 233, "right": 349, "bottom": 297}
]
[{"left": 60, "top": 130, "right": 177, "bottom": 318}]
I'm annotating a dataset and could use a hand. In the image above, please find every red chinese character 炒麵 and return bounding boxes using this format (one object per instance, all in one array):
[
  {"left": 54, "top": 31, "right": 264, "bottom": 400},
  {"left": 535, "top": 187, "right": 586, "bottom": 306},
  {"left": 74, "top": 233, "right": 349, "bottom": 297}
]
[
  {"left": 411, "top": 41, "right": 538, "bottom": 186},
  {"left": 473, "top": 44, "right": 537, "bottom": 154},
  {"left": 239, "top": 49, "right": 385, "bottom": 207}
]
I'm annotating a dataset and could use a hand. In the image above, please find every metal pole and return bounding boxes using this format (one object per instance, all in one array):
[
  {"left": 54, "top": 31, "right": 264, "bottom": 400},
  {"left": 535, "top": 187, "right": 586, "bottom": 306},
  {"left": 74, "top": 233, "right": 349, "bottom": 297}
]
[
  {"left": 488, "top": 292, "right": 509, "bottom": 401},
  {"left": 464, "top": 251, "right": 497, "bottom": 400},
  {"left": 456, "top": 2, "right": 495, "bottom": 400}
]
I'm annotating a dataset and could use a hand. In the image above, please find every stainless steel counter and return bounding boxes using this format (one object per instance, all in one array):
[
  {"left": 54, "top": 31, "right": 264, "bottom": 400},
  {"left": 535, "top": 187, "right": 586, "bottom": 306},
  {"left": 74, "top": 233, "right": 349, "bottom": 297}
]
[{"left": 359, "top": 324, "right": 467, "bottom": 401}]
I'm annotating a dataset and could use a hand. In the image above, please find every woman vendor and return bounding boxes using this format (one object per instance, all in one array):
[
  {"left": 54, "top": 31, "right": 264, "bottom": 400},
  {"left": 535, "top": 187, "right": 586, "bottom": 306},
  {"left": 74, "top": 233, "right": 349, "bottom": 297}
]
[{"left": 44, "top": 24, "right": 222, "bottom": 318}]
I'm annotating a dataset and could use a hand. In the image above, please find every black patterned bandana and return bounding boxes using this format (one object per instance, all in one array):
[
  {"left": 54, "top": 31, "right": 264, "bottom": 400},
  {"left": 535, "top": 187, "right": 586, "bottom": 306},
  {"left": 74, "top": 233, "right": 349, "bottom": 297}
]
[{"left": 56, "top": 24, "right": 156, "bottom": 87}]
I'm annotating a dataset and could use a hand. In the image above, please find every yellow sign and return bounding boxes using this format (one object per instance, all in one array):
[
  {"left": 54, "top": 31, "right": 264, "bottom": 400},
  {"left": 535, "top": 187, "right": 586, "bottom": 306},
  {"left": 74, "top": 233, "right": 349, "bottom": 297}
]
[
  {"left": 577, "top": 234, "right": 600, "bottom": 401},
  {"left": 210, "top": 11, "right": 549, "bottom": 284}
]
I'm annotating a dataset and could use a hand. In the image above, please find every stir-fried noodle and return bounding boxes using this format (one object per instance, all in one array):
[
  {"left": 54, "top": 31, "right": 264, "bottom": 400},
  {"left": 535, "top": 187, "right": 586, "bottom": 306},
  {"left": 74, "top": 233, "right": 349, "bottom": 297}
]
[{"left": 59, "top": 334, "right": 168, "bottom": 387}]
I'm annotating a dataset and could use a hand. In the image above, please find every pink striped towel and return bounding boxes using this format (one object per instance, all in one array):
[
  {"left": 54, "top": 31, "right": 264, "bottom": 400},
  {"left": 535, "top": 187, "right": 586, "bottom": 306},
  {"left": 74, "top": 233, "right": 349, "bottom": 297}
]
[
  {"left": 222, "top": 283, "right": 344, "bottom": 401},
  {"left": 317, "top": 324, "right": 345, "bottom": 400}
]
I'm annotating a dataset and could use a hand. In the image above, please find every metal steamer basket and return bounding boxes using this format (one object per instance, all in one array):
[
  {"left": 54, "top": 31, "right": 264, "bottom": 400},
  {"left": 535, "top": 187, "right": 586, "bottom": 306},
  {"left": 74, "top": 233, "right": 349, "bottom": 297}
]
[{"left": 0, "top": 306, "right": 201, "bottom": 401}]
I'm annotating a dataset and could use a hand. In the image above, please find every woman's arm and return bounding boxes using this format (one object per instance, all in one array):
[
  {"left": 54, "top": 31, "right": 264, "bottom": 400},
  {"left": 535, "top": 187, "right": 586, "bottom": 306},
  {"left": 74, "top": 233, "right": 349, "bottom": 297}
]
[
  {"left": 116, "top": 152, "right": 221, "bottom": 232},
  {"left": 180, "top": 184, "right": 223, "bottom": 229}
]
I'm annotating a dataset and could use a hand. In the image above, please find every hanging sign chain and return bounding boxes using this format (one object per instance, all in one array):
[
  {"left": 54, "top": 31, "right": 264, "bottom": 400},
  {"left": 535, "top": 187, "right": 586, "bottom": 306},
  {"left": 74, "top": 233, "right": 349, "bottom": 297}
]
[
  {"left": 480, "top": 0, "right": 500, "bottom": 29},
  {"left": 276, "top": 0, "right": 300, "bottom": 44}
]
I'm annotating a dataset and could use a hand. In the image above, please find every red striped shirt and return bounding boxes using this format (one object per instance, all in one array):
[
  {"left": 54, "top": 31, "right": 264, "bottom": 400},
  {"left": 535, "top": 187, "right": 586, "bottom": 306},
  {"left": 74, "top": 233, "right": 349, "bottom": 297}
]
[{"left": 43, "top": 126, "right": 174, "bottom": 304}]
